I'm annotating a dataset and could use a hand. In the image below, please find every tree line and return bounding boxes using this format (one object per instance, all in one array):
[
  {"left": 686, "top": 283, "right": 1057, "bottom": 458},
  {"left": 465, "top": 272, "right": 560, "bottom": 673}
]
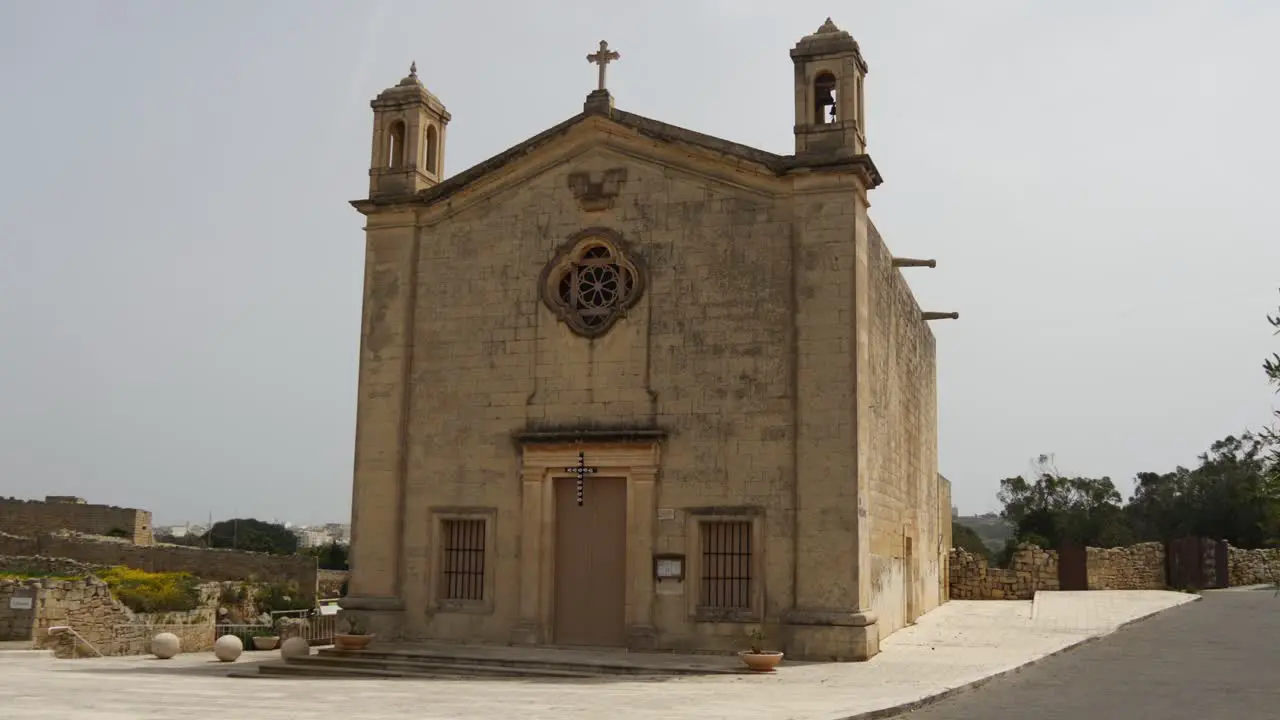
[{"left": 956, "top": 292, "right": 1280, "bottom": 564}]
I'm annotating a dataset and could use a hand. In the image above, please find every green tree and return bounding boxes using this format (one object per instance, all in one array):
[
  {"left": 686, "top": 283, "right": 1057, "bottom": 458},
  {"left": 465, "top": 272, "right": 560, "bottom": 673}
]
[
  {"left": 308, "top": 542, "right": 349, "bottom": 570},
  {"left": 204, "top": 518, "right": 298, "bottom": 555},
  {"left": 996, "top": 454, "right": 1132, "bottom": 550},
  {"left": 952, "top": 522, "right": 994, "bottom": 562},
  {"left": 1263, "top": 291, "right": 1280, "bottom": 466}
]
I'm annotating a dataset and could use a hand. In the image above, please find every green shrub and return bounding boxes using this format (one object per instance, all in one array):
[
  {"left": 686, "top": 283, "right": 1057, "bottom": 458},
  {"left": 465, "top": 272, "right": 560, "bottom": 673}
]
[
  {"left": 98, "top": 567, "right": 201, "bottom": 613},
  {"left": 253, "top": 581, "right": 311, "bottom": 615}
]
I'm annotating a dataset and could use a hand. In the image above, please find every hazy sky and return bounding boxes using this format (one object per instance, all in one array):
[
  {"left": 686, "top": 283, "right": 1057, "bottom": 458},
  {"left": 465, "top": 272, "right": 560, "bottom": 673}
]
[{"left": 1, "top": 1, "right": 1277, "bottom": 525}]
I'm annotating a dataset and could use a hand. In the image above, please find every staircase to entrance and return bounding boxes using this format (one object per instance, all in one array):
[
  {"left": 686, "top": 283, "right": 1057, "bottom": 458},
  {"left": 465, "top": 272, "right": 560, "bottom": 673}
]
[{"left": 231, "top": 642, "right": 748, "bottom": 680}]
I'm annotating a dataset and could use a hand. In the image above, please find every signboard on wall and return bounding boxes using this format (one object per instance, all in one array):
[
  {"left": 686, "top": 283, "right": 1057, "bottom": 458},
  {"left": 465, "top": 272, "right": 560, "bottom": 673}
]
[{"left": 9, "top": 596, "right": 33, "bottom": 610}]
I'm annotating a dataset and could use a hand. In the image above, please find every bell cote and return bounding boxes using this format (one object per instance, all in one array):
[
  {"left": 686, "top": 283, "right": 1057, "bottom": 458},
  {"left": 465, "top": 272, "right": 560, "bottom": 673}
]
[
  {"left": 368, "top": 62, "right": 452, "bottom": 198},
  {"left": 791, "top": 19, "right": 868, "bottom": 159}
]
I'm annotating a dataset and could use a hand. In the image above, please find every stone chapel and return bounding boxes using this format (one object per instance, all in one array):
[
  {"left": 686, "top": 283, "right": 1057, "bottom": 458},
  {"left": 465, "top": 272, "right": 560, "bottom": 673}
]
[{"left": 341, "top": 19, "right": 954, "bottom": 661}]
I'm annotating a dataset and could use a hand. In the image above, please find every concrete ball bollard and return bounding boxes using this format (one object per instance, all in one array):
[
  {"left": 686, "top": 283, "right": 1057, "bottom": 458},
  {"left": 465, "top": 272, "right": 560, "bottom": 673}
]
[
  {"left": 280, "top": 636, "right": 311, "bottom": 659},
  {"left": 213, "top": 634, "right": 243, "bottom": 662},
  {"left": 151, "top": 632, "right": 181, "bottom": 659}
]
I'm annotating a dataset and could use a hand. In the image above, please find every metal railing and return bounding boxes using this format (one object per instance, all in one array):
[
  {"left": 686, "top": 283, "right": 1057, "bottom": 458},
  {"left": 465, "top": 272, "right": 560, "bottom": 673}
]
[{"left": 47, "top": 626, "right": 103, "bottom": 657}]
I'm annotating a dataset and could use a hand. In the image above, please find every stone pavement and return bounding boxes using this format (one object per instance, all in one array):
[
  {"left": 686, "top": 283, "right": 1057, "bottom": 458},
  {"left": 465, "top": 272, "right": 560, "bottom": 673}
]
[
  {"left": 895, "top": 587, "right": 1279, "bottom": 719},
  {"left": 0, "top": 590, "right": 1194, "bottom": 720}
]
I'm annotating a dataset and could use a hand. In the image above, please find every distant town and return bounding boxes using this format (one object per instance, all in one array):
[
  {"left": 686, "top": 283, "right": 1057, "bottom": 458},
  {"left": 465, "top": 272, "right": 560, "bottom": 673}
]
[{"left": 155, "top": 521, "right": 350, "bottom": 548}]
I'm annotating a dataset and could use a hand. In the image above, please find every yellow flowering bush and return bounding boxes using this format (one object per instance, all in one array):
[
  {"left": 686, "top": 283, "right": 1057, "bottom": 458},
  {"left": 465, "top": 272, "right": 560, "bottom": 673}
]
[{"left": 98, "top": 567, "right": 201, "bottom": 613}]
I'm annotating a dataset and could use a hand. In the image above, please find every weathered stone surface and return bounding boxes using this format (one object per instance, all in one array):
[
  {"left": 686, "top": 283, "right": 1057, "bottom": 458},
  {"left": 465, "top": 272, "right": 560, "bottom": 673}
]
[
  {"left": 280, "top": 636, "right": 310, "bottom": 659},
  {"left": 951, "top": 541, "right": 1280, "bottom": 599},
  {"left": 1227, "top": 546, "right": 1280, "bottom": 586},
  {"left": 1086, "top": 542, "right": 1165, "bottom": 590},
  {"left": 152, "top": 632, "right": 180, "bottom": 659},
  {"left": 948, "top": 545, "right": 1058, "bottom": 600},
  {"left": 213, "top": 634, "right": 242, "bottom": 662},
  {"left": 0, "top": 497, "right": 153, "bottom": 545}
]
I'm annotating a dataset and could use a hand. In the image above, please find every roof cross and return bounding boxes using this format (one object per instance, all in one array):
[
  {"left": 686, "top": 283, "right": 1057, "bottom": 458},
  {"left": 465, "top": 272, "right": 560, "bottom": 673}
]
[{"left": 586, "top": 40, "right": 621, "bottom": 92}]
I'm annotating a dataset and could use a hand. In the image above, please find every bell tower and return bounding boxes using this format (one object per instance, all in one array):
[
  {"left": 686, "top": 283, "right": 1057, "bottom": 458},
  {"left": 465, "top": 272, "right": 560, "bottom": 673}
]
[
  {"left": 791, "top": 19, "right": 868, "bottom": 159},
  {"left": 368, "top": 62, "right": 451, "bottom": 197}
]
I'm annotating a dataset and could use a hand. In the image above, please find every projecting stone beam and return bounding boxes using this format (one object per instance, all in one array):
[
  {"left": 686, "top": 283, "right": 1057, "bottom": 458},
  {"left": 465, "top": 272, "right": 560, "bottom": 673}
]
[
  {"left": 893, "top": 258, "right": 937, "bottom": 268},
  {"left": 922, "top": 312, "right": 959, "bottom": 321}
]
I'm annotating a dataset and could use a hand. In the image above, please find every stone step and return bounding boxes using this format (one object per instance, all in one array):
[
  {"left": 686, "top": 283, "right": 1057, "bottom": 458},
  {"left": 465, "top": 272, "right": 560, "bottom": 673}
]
[
  {"left": 244, "top": 655, "right": 605, "bottom": 680},
  {"left": 314, "top": 646, "right": 742, "bottom": 677}
]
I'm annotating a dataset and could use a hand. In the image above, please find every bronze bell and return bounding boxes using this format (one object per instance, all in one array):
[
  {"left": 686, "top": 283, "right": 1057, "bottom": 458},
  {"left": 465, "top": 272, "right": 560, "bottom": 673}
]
[{"left": 816, "top": 87, "right": 835, "bottom": 107}]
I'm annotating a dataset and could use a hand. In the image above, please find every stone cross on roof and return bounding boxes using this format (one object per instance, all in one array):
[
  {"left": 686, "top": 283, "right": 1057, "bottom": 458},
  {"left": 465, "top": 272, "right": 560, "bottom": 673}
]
[{"left": 586, "top": 40, "right": 621, "bottom": 91}]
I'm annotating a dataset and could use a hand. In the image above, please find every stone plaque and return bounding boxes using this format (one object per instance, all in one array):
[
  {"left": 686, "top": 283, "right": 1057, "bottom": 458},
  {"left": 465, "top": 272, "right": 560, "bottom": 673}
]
[
  {"left": 656, "top": 507, "right": 676, "bottom": 521},
  {"left": 9, "top": 596, "right": 33, "bottom": 610}
]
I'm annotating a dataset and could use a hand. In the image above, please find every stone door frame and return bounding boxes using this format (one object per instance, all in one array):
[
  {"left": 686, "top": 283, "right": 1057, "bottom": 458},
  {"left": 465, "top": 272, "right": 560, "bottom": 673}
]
[{"left": 512, "top": 441, "right": 660, "bottom": 649}]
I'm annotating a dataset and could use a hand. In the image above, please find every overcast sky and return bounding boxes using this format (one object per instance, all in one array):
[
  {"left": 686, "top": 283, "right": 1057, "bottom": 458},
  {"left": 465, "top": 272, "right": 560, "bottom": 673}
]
[{"left": 1, "top": 1, "right": 1277, "bottom": 525}]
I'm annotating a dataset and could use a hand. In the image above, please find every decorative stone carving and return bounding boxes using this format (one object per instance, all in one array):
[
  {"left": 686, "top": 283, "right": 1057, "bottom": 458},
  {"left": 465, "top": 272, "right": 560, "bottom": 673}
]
[
  {"left": 213, "top": 634, "right": 243, "bottom": 662},
  {"left": 151, "top": 632, "right": 180, "bottom": 659},
  {"left": 280, "top": 636, "right": 311, "bottom": 659},
  {"left": 538, "top": 228, "right": 645, "bottom": 338},
  {"left": 567, "top": 169, "right": 627, "bottom": 212}
]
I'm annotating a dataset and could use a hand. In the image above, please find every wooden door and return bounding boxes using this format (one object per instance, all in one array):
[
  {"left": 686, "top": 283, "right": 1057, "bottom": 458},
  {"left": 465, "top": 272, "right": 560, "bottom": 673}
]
[
  {"left": 904, "top": 535, "right": 915, "bottom": 623},
  {"left": 553, "top": 476, "right": 627, "bottom": 647}
]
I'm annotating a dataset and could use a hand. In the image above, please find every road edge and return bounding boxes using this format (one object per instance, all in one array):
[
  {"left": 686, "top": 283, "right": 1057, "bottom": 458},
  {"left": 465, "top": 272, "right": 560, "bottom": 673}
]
[{"left": 836, "top": 594, "right": 1203, "bottom": 720}]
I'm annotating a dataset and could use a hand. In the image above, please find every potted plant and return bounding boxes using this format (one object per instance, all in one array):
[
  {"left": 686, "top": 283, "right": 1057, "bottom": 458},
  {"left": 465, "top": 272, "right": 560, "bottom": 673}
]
[
  {"left": 739, "top": 627, "right": 784, "bottom": 672},
  {"left": 333, "top": 614, "right": 375, "bottom": 651},
  {"left": 249, "top": 626, "right": 280, "bottom": 651}
]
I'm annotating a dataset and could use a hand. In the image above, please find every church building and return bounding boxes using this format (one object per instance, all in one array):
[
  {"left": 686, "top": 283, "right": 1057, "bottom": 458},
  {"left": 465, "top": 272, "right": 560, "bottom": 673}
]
[{"left": 341, "top": 19, "right": 954, "bottom": 661}]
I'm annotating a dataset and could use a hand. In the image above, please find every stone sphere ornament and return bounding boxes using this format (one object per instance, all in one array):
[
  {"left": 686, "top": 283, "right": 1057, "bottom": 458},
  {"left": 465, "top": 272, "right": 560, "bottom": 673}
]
[
  {"left": 280, "top": 636, "right": 310, "bottom": 659},
  {"left": 213, "top": 634, "right": 243, "bottom": 662},
  {"left": 151, "top": 632, "right": 181, "bottom": 659}
]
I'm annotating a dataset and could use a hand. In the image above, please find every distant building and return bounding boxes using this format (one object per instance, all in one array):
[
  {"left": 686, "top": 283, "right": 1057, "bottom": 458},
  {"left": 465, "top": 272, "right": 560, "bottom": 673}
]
[{"left": 0, "top": 496, "right": 153, "bottom": 545}]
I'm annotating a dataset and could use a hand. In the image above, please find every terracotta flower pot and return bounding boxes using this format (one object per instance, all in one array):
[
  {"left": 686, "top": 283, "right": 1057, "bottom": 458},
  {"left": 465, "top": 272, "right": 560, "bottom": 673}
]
[
  {"left": 252, "top": 636, "right": 280, "bottom": 651},
  {"left": 739, "top": 650, "right": 784, "bottom": 672},
  {"left": 334, "top": 633, "right": 375, "bottom": 651}
]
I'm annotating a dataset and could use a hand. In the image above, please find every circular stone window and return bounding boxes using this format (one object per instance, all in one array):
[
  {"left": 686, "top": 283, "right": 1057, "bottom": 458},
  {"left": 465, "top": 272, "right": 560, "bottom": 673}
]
[{"left": 540, "top": 232, "right": 644, "bottom": 338}]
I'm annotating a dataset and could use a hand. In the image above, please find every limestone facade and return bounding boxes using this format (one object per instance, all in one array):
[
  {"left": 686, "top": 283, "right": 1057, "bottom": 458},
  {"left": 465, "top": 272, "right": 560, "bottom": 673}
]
[{"left": 342, "top": 20, "right": 953, "bottom": 661}]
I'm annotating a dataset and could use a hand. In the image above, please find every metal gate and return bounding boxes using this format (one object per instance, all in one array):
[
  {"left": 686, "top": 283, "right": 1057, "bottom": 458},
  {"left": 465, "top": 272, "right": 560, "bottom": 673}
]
[
  {"left": 1166, "top": 537, "right": 1206, "bottom": 589},
  {"left": 1057, "top": 543, "right": 1088, "bottom": 591}
]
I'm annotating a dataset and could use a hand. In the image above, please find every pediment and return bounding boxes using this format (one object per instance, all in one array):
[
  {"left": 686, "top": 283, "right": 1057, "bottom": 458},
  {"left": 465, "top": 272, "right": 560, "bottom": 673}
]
[{"left": 403, "top": 113, "right": 792, "bottom": 224}]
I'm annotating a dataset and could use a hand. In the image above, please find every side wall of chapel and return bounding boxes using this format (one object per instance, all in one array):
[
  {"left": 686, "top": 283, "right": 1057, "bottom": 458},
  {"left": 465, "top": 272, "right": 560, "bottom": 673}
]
[{"left": 864, "top": 222, "right": 948, "bottom": 636}]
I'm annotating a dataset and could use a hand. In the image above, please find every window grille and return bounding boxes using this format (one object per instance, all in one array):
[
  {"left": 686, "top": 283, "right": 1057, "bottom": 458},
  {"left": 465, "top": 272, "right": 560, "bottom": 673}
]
[
  {"left": 440, "top": 519, "right": 486, "bottom": 601},
  {"left": 699, "top": 521, "right": 753, "bottom": 609}
]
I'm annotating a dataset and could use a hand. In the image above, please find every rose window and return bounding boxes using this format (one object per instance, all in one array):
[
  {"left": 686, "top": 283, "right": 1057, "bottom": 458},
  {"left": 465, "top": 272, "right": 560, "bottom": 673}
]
[{"left": 541, "top": 234, "right": 643, "bottom": 338}]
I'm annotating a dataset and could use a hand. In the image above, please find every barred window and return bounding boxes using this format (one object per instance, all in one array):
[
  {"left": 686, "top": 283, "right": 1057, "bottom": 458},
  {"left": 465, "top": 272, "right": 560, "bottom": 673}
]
[
  {"left": 699, "top": 521, "right": 753, "bottom": 609},
  {"left": 440, "top": 519, "right": 486, "bottom": 601}
]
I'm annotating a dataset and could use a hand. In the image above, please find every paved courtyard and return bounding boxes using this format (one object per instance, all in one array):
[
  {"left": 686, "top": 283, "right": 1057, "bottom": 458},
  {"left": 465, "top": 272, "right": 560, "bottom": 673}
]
[
  {"left": 0, "top": 591, "right": 1195, "bottom": 720},
  {"left": 895, "top": 586, "right": 1280, "bottom": 719}
]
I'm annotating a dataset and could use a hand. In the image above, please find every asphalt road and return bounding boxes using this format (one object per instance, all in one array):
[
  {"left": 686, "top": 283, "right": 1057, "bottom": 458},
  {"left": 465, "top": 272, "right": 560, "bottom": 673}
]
[{"left": 897, "top": 589, "right": 1280, "bottom": 720}]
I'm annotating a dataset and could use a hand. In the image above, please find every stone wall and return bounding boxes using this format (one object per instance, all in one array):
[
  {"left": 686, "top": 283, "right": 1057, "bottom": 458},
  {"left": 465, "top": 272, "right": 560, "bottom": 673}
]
[
  {"left": 0, "top": 497, "right": 153, "bottom": 545},
  {"left": 2, "top": 575, "right": 226, "bottom": 656},
  {"left": 1086, "top": 542, "right": 1166, "bottom": 590},
  {"left": 949, "top": 540, "right": 1280, "bottom": 599},
  {"left": 0, "top": 532, "right": 316, "bottom": 601},
  {"left": 0, "top": 579, "right": 39, "bottom": 641},
  {"left": 318, "top": 569, "right": 348, "bottom": 598},
  {"left": 1228, "top": 546, "right": 1280, "bottom": 586},
  {"left": 948, "top": 545, "right": 1058, "bottom": 600},
  {"left": 0, "top": 555, "right": 107, "bottom": 578}
]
